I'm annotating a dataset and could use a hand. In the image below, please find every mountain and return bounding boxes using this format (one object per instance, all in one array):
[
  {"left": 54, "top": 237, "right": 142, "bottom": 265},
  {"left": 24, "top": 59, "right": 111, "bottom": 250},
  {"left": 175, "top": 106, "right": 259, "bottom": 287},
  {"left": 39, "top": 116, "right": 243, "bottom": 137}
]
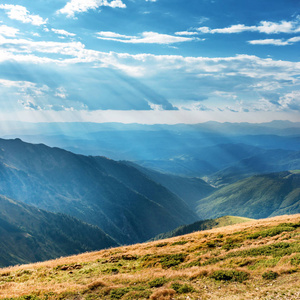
[
  {"left": 1, "top": 214, "right": 299, "bottom": 299},
  {"left": 124, "top": 161, "right": 215, "bottom": 210},
  {"left": 196, "top": 171, "right": 300, "bottom": 220},
  {"left": 0, "top": 138, "right": 198, "bottom": 244},
  {"left": 2, "top": 121, "right": 299, "bottom": 181},
  {"left": 0, "top": 195, "right": 118, "bottom": 267},
  {"left": 152, "top": 216, "right": 253, "bottom": 240},
  {"left": 208, "top": 149, "right": 300, "bottom": 186},
  {"left": 135, "top": 143, "right": 267, "bottom": 177}
]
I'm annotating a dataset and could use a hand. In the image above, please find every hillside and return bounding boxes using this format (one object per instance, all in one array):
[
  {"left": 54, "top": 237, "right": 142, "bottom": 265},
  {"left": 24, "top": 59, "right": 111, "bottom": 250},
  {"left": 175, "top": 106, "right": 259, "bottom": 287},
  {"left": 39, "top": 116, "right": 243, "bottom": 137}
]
[
  {"left": 153, "top": 216, "right": 253, "bottom": 240},
  {"left": 0, "top": 195, "right": 118, "bottom": 268},
  {"left": 197, "top": 171, "right": 300, "bottom": 220},
  {"left": 0, "top": 138, "right": 198, "bottom": 244},
  {"left": 0, "top": 214, "right": 299, "bottom": 300},
  {"left": 208, "top": 150, "right": 300, "bottom": 187},
  {"left": 124, "top": 161, "right": 215, "bottom": 210}
]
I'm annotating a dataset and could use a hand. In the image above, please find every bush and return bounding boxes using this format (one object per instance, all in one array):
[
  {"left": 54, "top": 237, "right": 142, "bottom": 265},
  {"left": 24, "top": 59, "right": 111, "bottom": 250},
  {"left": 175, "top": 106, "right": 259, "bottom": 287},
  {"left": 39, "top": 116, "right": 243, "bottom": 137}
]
[
  {"left": 171, "top": 283, "right": 194, "bottom": 294},
  {"left": 148, "top": 277, "right": 168, "bottom": 288},
  {"left": 171, "top": 241, "right": 188, "bottom": 246},
  {"left": 110, "top": 288, "right": 129, "bottom": 299},
  {"left": 262, "top": 271, "right": 278, "bottom": 280},
  {"left": 160, "top": 253, "right": 187, "bottom": 269},
  {"left": 291, "top": 254, "right": 300, "bottom": 266},
  {"left": 210, "top": 270, "right": 249, "bottom": 282},
  {"left": 248, "top": 226, "right": 295, "bottom": 239},
  {"left": 155, "top": 243, "right": 168, "bottom": 248}
]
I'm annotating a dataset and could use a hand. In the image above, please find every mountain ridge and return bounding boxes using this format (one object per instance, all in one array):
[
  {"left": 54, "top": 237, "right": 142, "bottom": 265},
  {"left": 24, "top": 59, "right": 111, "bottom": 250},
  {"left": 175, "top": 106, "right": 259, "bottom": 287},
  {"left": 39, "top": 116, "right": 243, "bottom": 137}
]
[
  {"left": 197, "top": 170, "right": 300, "bottom": 220},
  {"left": 0, "top": 138, "right": 198, "bottom": 245},
  {"left": 0, "top": 194, "right": 118, "bottom": 267}
]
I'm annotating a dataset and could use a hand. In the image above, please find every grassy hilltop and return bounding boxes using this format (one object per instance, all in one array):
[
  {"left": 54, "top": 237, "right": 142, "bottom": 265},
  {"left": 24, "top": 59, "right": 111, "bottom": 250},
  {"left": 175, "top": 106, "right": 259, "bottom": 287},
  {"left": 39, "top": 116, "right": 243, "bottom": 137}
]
[{"left": 0, "top": 214, "right": 299, "bottom": 300}]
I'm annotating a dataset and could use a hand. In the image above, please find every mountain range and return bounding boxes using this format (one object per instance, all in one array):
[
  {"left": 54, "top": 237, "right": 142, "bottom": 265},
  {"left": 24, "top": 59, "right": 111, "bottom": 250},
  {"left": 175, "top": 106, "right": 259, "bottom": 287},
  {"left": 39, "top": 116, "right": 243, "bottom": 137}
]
[
  {"left": 0, "top": 138, "right": 198, "bottom": 245},
  {"left": 0, "top": 121, "right": 299, "bottom": 268}
]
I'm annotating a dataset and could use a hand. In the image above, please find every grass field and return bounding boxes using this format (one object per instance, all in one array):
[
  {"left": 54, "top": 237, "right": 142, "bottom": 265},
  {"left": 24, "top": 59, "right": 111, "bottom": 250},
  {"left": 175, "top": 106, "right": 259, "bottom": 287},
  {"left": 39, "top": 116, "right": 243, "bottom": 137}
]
[{"left": 0, "top": 214, "right": 299, "bottom": 300}]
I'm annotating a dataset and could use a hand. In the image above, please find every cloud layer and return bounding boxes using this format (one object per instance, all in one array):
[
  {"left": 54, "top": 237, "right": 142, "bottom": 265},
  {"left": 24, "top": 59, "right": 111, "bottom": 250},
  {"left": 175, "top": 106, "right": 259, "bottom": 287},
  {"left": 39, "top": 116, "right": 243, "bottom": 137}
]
[
  {"left": 0, "top": 4, "right": 47, "bottom": 26},
  {"left": 57, "top": 0, "right": 126, "bottom": 17}
]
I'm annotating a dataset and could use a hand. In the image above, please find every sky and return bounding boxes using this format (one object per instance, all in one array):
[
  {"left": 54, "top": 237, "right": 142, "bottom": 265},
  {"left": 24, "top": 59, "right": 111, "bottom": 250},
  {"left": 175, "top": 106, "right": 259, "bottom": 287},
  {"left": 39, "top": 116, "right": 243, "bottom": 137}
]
[{"left": 0, "top": 0, "right": 299, "bottom": 124}]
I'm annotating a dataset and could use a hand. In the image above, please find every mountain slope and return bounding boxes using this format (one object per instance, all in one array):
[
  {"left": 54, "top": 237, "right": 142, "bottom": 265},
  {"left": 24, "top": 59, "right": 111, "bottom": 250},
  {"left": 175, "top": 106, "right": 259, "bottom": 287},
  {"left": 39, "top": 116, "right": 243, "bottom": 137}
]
[
  {"left": 153, "top": 216, "right": 253, "bottom": 240},
  {"left": 0, "top": 138, "right": 198, "bottom": 244},
  {"left": 0, "top": 195, "right": 118, "bottom": 267},
  {"left": 208, "top": 149, "right": 300, "bottom": 186},
  {"left": 120, "top": 161, "right": 215, "bottom": 210},
  {"left": 0, "top": 214, "right": 299, "bottom": 300},
  {"left": 197, "top": 171, "right": 300, "bottom": 219}
]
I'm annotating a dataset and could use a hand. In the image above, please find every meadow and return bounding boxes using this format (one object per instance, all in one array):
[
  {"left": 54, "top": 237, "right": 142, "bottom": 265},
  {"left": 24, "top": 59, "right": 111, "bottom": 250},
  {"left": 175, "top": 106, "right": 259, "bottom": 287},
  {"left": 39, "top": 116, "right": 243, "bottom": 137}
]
[{"left": 0, "top": 214, "right": 299, "bottom": 300}]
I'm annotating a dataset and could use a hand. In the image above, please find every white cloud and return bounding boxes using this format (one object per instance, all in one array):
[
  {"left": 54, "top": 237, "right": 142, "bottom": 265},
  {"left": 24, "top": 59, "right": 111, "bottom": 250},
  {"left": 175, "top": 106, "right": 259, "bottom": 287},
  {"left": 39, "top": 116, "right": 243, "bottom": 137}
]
[
  {"left": 0, "top": 79, "right": 36, "bottom": 89},
  {"left": 0, "top": 5, "right": 47, "bottom": 26},
  {"left": 248, "top": 36, "right": 300, "bottom": 46},
  {"left": 214, "top": 91, "right": 238, "bottom": 99},
  {"left": 287, "top": 36, "right": 300, "bottom": 43},
  {"left": 197, "top": 19, "right": 300, "bottom": 35},
  {"left": 51, "top": 28, "right": 76, "bottom": 37},
  {"left": 279, "top": 91, "right": 300, "bottom": 110},
  {"left": 96, "top": 31, "right": 198, "bottom": 44},
  {"left": 175, "top": 31, "right": 199, "bottom": 36},
  {"left": 211, "top": 24, "right": 255, "bottom": 34},
  {"left": 0, "top": 25, "right": 19, "bottom": 37},
  {"left": 0, "top": 35, "right": 299, "bottom": 115},
  {"left": 57, "top": 0, "right": 126, "bottom": 18},
  {"left": 55, "top": 87, "right": 68, "bottom": 99},
  {"left": 248, "top": 39, "right": 290, "bottom": 46},
  {"left": 97, "top": 31, "right": 135, "bottom": 39}
]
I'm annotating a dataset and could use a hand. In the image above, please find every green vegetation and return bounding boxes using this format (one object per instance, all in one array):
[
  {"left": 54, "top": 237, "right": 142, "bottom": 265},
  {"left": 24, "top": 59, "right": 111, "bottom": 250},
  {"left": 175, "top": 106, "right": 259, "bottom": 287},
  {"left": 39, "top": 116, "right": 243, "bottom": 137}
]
[
  {"left": 148, "top": 277, "right": 168, "bottom": 288},
  {"left": 262, "top": 271, "right": 279, "bottom": 280},
  {"left": 196, "top": 171, "right": 300, "bottom": 220},
  {"left": 171, "top": 282, "right": 194, "bottom": 294},
  {"left": 247, "top": 223, "right": 298, "bottom": 239},
  {"left": 210, "top": 270, "right": 250, "bottom": 282},
  {"left": 160, "top": 253, "right": 187, "bottom": 269}
]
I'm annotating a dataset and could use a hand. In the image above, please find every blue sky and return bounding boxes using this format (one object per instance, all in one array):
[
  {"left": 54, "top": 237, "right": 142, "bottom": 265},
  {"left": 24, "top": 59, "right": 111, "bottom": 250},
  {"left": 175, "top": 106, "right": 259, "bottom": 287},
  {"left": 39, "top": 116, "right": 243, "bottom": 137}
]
[{"left": 0, "top": 0, "right": 299, "bottom": 124}]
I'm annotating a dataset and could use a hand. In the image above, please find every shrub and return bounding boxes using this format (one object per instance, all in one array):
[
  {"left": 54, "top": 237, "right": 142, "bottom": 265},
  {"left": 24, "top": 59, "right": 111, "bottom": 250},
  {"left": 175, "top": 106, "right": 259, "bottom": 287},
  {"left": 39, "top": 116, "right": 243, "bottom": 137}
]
[
  {"left": 202, "top": 257, "right": 221, "bottom": 266},
  {"left": 262, "top": 271, "right": 278, "bottom": 280},
  {"left": 110, "top": 288, "right": 129, "bottom": 299},
  {"left": 248, "top": 226, "right": 295, "bottom": 239},
  {"left": 155, "top": 243, "right": 168, "bottom": 248},
  {"left": 206, "top": 241, "right": 216, "bottom": 248},
  {"left": 148, "top": 277, "right": 168, "bottom": 288},
  {"left": 184, "top": 259, "right": 201, "bottom": 268},
  {"left": 171, "top": 241, "right": 188, "bottom": 246},
  {"left": 171, "top": 282, "right": 194, "bottom": 294},
  {"left": 222, "top": 238, "right": 241, "bottom": 250},
  {"left": 210, "top": 270, "right": 249, "bottom": 282},
  {"left": 291, "top": 254, "right": 300, "bottom": 266},
  {"left": 226, "top": 242, "right": 293, "bottom": 258},
  {"left": 17, "top": 296, "right": 40, "bottom": 300},
  {"left": 160, "top": 253, "right": 187, "bottom": 269}
]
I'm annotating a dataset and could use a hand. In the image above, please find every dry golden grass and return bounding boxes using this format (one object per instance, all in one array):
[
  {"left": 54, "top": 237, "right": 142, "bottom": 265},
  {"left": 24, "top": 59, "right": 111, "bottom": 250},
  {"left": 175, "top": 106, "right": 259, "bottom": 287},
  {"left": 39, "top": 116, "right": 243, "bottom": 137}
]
[{"left": 0, "top": 214, "right": 300, "bottom": 299}]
